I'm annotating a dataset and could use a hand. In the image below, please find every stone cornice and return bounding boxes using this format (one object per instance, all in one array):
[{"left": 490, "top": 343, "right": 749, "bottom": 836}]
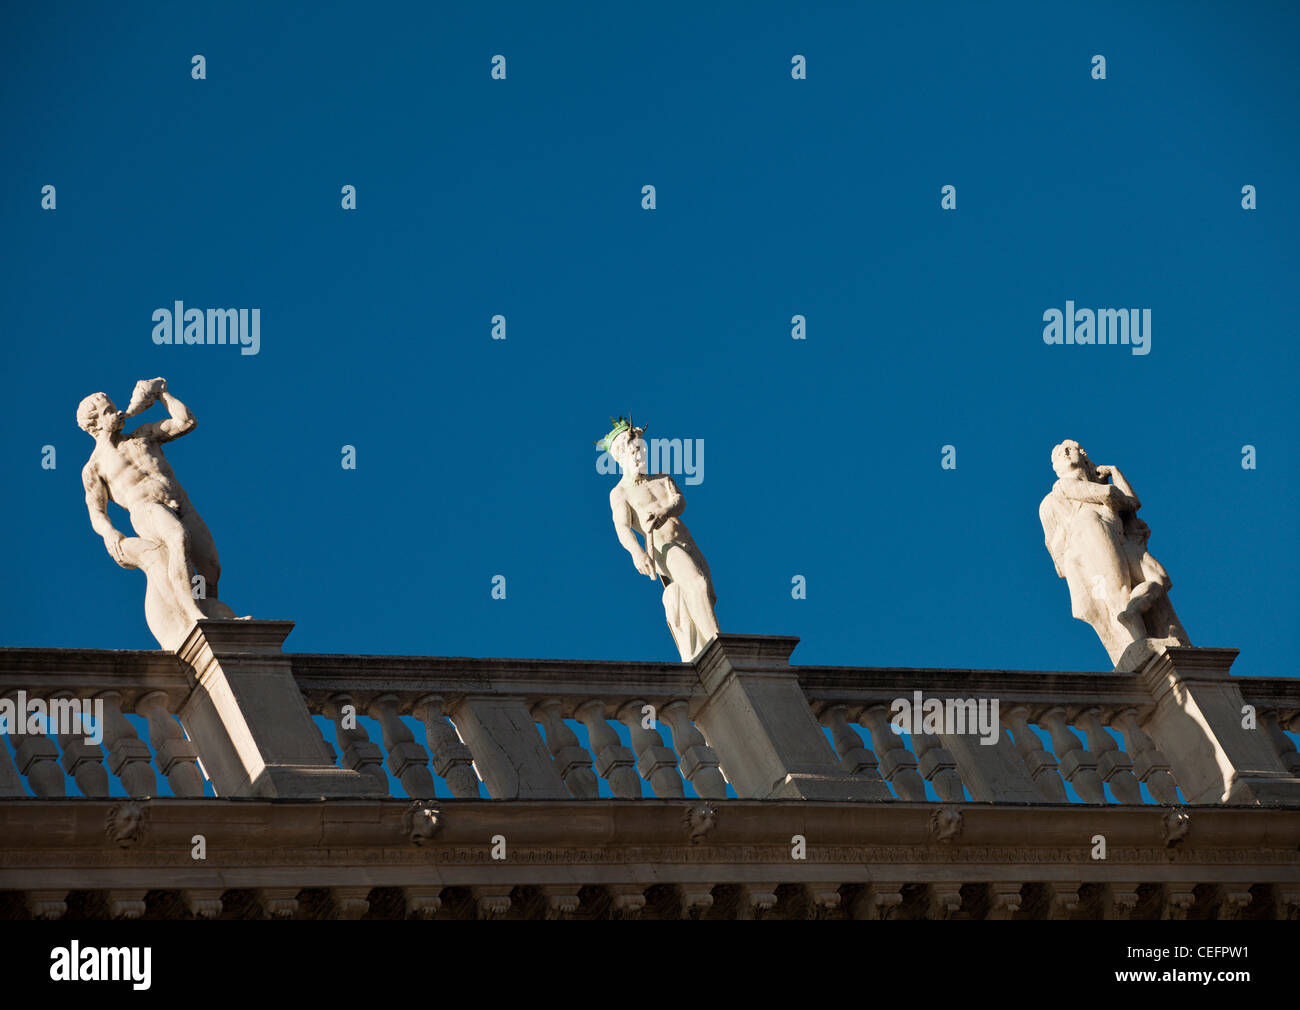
[{"left": 1, "top": 800, "right": 1297, "bottom": 884}]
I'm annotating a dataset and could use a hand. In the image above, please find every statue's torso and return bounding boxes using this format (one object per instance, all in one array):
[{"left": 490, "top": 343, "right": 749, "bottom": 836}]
[
  {"left": 624, "top": 475, "right": 694, "bottom": 549},
  {"left": 95, "top": 435, "right": 184, "bottom": 511},
  {"left": 625, "top": 474, "right": 675, "bottom": 517}
]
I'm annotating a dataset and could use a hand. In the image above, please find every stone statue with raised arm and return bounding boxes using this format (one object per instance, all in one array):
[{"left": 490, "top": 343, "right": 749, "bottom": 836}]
[
  {"left": 1039, "top": 439, "right": 1189, "bottom": 671},
  {"left": 78, "top": 378, "right": 239, "bottom": 650},
  {"left": 598, "top": 417, "right": 719, "bottom": 661}
]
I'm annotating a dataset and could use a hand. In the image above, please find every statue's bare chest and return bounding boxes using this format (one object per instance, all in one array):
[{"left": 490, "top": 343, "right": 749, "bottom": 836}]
[
  {"left": 98, "top": 439, "right": 167, "bottom": 483},
  {"left": 626, "top": 477, "right": 674, "bottom": 513}
]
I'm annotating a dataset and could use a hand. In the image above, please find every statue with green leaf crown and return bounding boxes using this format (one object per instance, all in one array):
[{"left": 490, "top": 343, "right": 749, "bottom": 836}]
[{"left": 597, "top": 416, "right": 719, "bottom": 661}]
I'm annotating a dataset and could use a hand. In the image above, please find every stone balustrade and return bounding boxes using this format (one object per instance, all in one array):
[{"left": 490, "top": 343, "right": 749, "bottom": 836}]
[
  {"left": 0, "top": 648, "right": 201, "bottom": 798},
  {"left": 805, "top": 670, "right": 1179, "bottom": 805},
  {"left": 295, "top": 651, "right": 728, "bottom": 800},
  {"left": 799, "top": 654, "right": 1300, "bottom": 807},
  {"left": 1, "top": 627, "right": 1298, "bottom": 807}
]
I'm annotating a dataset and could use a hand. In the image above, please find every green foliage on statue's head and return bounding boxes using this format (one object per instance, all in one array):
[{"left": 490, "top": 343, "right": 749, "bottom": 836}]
[{"left": 594, "top": 415, "right": 645, "bottom": 453}]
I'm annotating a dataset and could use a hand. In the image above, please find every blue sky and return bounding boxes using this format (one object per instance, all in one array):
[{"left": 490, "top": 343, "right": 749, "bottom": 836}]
[{"left": 1, "top": 0, "right": 1296, "bottom": 687}]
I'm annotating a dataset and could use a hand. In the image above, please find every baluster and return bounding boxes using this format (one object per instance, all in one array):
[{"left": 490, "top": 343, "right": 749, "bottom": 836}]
[
  {"left": 98, "top": 691, "right": 157, "bottom": 797},
  {"left": 51, "top": 691, "right": 108, "bottom": 796},
  {"left": 617, "top": 699, "right": 684, "bottom": 797},
  {"left": 368, "top": 694, "right": 436, "bottom": 797},
  {"left": 321, "top": 693, "right": 387, "bottom": 792},
  {"left": 912, "top": 732, "right": 965, "bottom": 802},
  {"left": 574, "top": 700, "right": 639, "bottom": 798},
  {"left": 858, "top": 705, "right": 926, "bottom": 800},
  {"left": 0, "top": 735, "right": 23, "bottom": 796},
  {"left": 1003, "top": 705, "right": 1067, "bottom": 801},
  {"left": 1076, "top": 708, "right": 1140, "bottom": 804},
  {"left": 1039, "top": 707, "right": 1105, "bottom": 803},
  {"left": 1261, "top": 709, "right": 1300, "bottom": 776},
  {"left": 660, "top": 700, "right": 727, "bottom": 799},
  {"left": 1114, "top": 708, "right": 1180, "bottom": 804},
  {"left": 136, "top": 692, "right": 204, "bottom": 797},
  {"left": 532, "top": 699, "right": 597, "bottom": 798},
  {"left": 12, "top": 711, "right": 64, "bottom": 796},
  {"left": 413, "top": 695, "right": 480, "bottom": 798},
  {"left": 822, "top": 705, "right": 884, "bottom": 779}
]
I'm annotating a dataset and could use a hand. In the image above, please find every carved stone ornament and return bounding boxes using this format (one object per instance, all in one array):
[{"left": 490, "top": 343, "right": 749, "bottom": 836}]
[
  {"left": 402, "top": 801, "right": 442, "bottom": 845},
  {"left": 105, "top": 801, "right": 148, "bottom": 848},
  {"left": 928, "top": 807, "right": 964, "bottom": 844},
  {"left": 683, "top": 803, "right": 718, "bottom": 844}
]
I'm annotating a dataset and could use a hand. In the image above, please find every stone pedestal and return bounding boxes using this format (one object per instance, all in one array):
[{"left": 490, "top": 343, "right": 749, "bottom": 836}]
[
  {"left": 692, "top": 635, "right": 893, "bottom": 800},
  {"left": 176, "top": 620, "right": 375, "bottom": 798},
  {"left": 1139, "top": 647, "right": 1300, "bottom": 805}
]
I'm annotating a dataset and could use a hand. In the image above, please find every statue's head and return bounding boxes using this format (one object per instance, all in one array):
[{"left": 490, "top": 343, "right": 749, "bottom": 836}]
[
  {"left": 1050, "top": 439, "right": 1097, "bottom": 481},
  {"left": 76, "top": 393, "right": 124, "bottom": 437},
  {"left": 596, "top": 416, "right": 648, "bottom": 478}
]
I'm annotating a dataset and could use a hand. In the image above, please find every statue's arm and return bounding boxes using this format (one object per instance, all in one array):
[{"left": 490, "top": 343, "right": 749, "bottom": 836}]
[
  {"left": 611, "top": 488, "right": 654, "bottom": 577},
  {"left": 654, "top": 477, "right": 686, "bottom": 525},
  {"left": 131, "top": 385, "right": 196, "bottom": 443},
  {"left": 1095, "top": 466, "right": 1140, "bottom": 511},
  {"left": 1039, "top": 497, "right": 1065, "bottom": 578},
  {"left": 1055, "top": 477, "right": 1128, "bottom": 508},
  {"left": 82, "top": 464, "right": 128, "bottom": 566}
]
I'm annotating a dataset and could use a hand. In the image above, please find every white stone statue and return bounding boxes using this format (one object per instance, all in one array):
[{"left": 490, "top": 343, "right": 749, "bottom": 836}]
[
  {"left": 1039, "top": 439, "right": 1189, "bottom": 671},
  {"left": 78, "top": 378, "right": 238, "bottom": 650},
  {"left": 599, "top": 417, "right": 719, "bottom": 661}
]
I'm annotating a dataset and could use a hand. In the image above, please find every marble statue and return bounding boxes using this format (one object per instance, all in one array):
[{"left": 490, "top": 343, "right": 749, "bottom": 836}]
[
  {"left": 1039, "top": 439, "right": 1189, "bottom": 671},
  {"left": 599, "top": 417, "right": 719, "bottom": 661},
  {"left": 78, "top": 378, "right": 238, "bottom": 650}
]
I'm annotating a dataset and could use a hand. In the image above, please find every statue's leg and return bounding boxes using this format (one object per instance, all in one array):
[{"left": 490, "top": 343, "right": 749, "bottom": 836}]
[
  {"left": 1074, "top": 515, "right": 1145, "bottom": 643},
  {"left": 1123, "top": 562, "right": 1170, "bottom": 616},
  {"left": 183, "top": 509, "right": 222, "bottom": 597},
  {"left": 120, "top": 538, "right": 196, "bottom": 649},
  {"left": 660, "top": 582, "right": 693, "bottom": 660},
  {"left": 130, "top": 503, "right": 206, "bottom": 624},
  {"left": 662, "top": 545, "right": 719, "bottom": 647},
  {"left": 1122, "top": 550, "right": 1180, "bottom": 641},
  {"left": 695, "top": 548, "right": 718, "bottom": 609}
]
